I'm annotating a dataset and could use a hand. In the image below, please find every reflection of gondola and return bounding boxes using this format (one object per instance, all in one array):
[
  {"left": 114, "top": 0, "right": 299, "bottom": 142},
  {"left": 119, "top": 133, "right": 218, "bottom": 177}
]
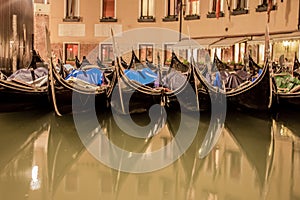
[
  {"left": 225, "top": 111, "right": 273, "bottom": 188},
  {"left": 167, "top": 110, "right": 208, "bottom": 200},
  {"left": 273, "top": 109, "right": 300, "bottom": 137},
  {"left": 0, "top": 111, "right": 50, "bottom": 199},
  {"left": 47, "top": 114, "right": 86, "bottom": 196}
]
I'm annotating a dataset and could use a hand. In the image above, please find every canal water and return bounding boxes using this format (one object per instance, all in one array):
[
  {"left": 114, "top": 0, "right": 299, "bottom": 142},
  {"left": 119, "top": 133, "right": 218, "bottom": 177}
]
[{"left": 0, "top": 108, "right": 299, "bottom": 200}]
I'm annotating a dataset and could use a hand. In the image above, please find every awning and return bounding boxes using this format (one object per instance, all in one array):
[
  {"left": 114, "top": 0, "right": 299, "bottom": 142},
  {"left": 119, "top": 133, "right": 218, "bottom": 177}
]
[
  {"left": 271, "top": 31, "right": 300, "bottom": 42},
  {"left": 173, "top": 39, "right": 204, "bottom": 49},
  {"left": 210, "top": 37, "right": 249, "bottom": 48},
  {"left": 173, "top": 37, "right": 222, "bottom": 49},
  {"left": 247, "top": 36, "right": 267, "bottom": 44},
  {"left": 194, "top": 37, "right": 222, "bottom": 48},
  {"left": 248, "top": 32, "right": 300, "bottom": 44}
]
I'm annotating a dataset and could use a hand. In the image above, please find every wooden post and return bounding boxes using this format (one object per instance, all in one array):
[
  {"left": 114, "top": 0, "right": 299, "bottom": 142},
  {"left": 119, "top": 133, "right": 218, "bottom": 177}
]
[{"left": 12, "top": 14, "right": 18, "bottom": 72}]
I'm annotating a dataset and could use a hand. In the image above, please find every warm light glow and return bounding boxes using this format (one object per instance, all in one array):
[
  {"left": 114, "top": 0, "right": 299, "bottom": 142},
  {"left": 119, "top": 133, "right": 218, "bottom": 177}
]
[{"left": 283, "top": 41, "right": 290, "bottom": 47}]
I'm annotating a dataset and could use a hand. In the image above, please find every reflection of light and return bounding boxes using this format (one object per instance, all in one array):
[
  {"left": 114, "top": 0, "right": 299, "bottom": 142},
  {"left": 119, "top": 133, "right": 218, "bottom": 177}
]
[
  {"left": 215, "top": 147, "right": 220, "bottom": 169},
  {"left": 69, "top": 48, "right": 73, "bottom": 51},
  {"left": 30, "top": 165, "right": 41, "bottom": 190}
]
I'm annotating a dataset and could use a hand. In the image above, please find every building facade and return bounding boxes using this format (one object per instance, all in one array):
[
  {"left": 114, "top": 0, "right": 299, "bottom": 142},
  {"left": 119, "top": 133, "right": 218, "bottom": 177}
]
[{"left": 34, "top": 0, "right": 300, "bottom": 67}]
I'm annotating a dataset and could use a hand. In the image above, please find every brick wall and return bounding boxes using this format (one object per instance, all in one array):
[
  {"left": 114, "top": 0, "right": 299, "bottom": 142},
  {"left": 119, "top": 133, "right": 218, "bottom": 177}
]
[{"left": 34, "top": 14, "right": 49, "bottom": 61}]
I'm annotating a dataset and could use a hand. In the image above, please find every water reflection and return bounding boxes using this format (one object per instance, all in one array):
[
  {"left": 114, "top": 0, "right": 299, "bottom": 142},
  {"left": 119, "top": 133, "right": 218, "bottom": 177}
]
[
  {"left": 0, "top": 110, "right": 299, "bottom": 200},
  {"left": 0, "top": 111, "right": 50, "bottom": 199}
]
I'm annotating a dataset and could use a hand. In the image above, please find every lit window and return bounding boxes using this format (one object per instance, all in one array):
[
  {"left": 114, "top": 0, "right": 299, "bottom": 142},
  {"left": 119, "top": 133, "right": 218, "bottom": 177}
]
[
  {"left": 166, "top": 0, "right": 178, "bottom": 17},
  {"left": 234, "top": 0, "right": 248, "bottom": 10},
  {"left": 185, "top": 0, "right": 200, "bottom": 16},
  {"left": 64, "top": 43, "right": 79, "bottom": 64},
  {"left": 139, "top": 0, "right": 154, "bottom": 20},
  {"left": 100, "top": 44, "right": 114, "bottom": 66},
  {"left": 139, "top": 44, "right": 153, "bottom": 62},
  {"left": 207, "top": 0, "right": 224, "bottom": 18},
  {"left": 102, "top": 0, "right": 116, "bottom": 19},
  {"left": 179, "top": 49, "right": 188, "bottom": 61},
  {"left": 164, "top": 44, "right": 174, "bottom": 65},
  {"left": 64, "top": 0, "right": 80, "bottom": 21},
  {"left": 256, "top": 0, "right": 277, "bottom": 12},
  {"left": 209, "top": 0, "right": 224, "bottom": 13}
]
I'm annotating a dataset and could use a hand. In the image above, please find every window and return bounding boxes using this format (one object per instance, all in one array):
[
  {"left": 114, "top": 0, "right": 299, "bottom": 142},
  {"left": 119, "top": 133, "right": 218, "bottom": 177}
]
[
  {"left": 64, "top": 43, "right": 79, "bottom": 65},
  {"left": 207, "top": 0, "right": 224, "bottom": 18},
  {"left": 100, "top": 0, "right": 117, "bottom": 22},
  {"left": 139, "top": 44, "right": 153, "bottom": 62},
  {"left": 64, "top": 0, "right": 80, "bottom": 22},
  {"left": 179, "top": 49, "right": 188, "bottom": 61},
  {"left": 34, "top": 0, "right": 49, "bottom": 3},
  {"left": 256, "top": 0, "right": 277, "bottom": 12},
  {"left": 185, "top": 0, "right": 200, "bottom": 20},
  {"left": 164, "top": 44, "right": 174, "bottom": 65},
  {"left": 231, "top": 0, "right": 248, "bottom": 15},
  {"left": 100, "top": 44, "right": 114, "bottom": 66},
  {"left": 138, "top": 0, "right": 155, "bottom": 22},
  {"left": 163, "top": 0, "right": 178, "bottom": 21}
]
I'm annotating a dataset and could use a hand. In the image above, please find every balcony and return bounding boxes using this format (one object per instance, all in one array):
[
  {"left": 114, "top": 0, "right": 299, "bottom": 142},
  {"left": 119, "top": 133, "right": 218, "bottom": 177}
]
[
  {"left": 231, "top": 8, "right": 249, "bottom": 16},
  {"left": 207, "top": 11, "right": 225, "bottom": 18},
  {"left": 184, "top": 14, "right": 200, "bottom": 20},
  {"left": 63, "top": 16, "right": 81, "bottom": 22},
  {"left": 256, "top": 4, "right": 277, "bottom": 12},
  {"left": 138, "top": 16, "right": 155, "bottom": 22},
  {"left": 100, "top": 17, "right": 118, "bottom": 22},
  {"left": 162, "top": 15, "right": 178, "bottom": 22}
]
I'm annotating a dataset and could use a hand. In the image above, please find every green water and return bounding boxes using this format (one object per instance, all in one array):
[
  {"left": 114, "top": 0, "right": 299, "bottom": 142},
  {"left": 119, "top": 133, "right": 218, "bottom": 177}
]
[{"left": 0, "top": 109, "right": 299, "bottom": 200}]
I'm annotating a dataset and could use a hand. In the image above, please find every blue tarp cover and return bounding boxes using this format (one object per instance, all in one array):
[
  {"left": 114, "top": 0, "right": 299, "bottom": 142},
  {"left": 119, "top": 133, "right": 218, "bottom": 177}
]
[
  {"left": 124, "top": 68, "right": 157, "bottom": 85},
  {"left": 65, "top": 68, "right": 103, "bottom": 85}
]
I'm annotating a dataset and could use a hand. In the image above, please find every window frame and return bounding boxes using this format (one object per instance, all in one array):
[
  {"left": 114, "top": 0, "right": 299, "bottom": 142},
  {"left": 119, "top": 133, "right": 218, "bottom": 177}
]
[
  {"left": 163, "top": 0, "right": 178, "bottom": 22},
  {"left": 184, "top": 0, "right": 200, "bottom": 20},
  {"left": 231, "top": 0, "right": 249, "bottom": 15},
  {"left": 256, "top": 0, "right": 277, "bottom": 12},
  {"left": 163, "top": 43, "right": 175, "bottom": 65},
  {"left": 138, "top": 43, "right": 154, "bottom": 62},
  {"left": 63, "top": 0, "right": 81, "bottom": 22},
  {"left": 100, "top": 0, "right": 117, "bottom": 22},
  {"left": 207, "top": 0, "right": 225, "bottom": 18},
  {"left": 138, "top": 0, "right": 155, "bottom": 22},
  {"left": 100, "top": 43, "right": 114, "bottom": 66},
  {"left": 63, "top": 42, "right": 80, "bottom": 65}
]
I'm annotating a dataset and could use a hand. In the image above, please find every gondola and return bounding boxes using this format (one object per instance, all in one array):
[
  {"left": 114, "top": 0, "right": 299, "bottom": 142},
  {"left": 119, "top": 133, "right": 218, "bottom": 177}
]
[
  {"left": 0, "top": 51, "right": 49, "bottom": 112},
  {"left": 273, "top": 55, "right": 300, "bottom": 108},
  {"left": 194, "top": 55, "right": 273, "bottom": 111},
  {"left": 110, "top": 51, "right": 197, "bottom": 114},
  {"left": 48, "top": 56, "right": 117, "bottom": 116}
]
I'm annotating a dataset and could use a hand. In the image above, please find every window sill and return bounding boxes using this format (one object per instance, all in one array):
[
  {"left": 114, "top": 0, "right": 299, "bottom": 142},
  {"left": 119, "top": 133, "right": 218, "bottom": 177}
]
[
  {"left": 231, "top": 9, "right": 249, "bottom": 16},
  {"left": 63, "top": 16, "right": 81, "bottom": 22},
  {"left": 206, "top": 12, "right": 224, "bottom": 18},
  {"left": 100, "top": 17, "right": 118, "bottom": 22},
  {"left": 256, "top": 4, "right": 277, "bottom": 12},
  {"left": 184, "top": 14, "right": 200, "bottom": 20},
  {"left": 162, "top": 15, "right": 178, "bottom": 22},
  {"left": 138, "top": 17, "right": 155, "bottom": 22}
]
